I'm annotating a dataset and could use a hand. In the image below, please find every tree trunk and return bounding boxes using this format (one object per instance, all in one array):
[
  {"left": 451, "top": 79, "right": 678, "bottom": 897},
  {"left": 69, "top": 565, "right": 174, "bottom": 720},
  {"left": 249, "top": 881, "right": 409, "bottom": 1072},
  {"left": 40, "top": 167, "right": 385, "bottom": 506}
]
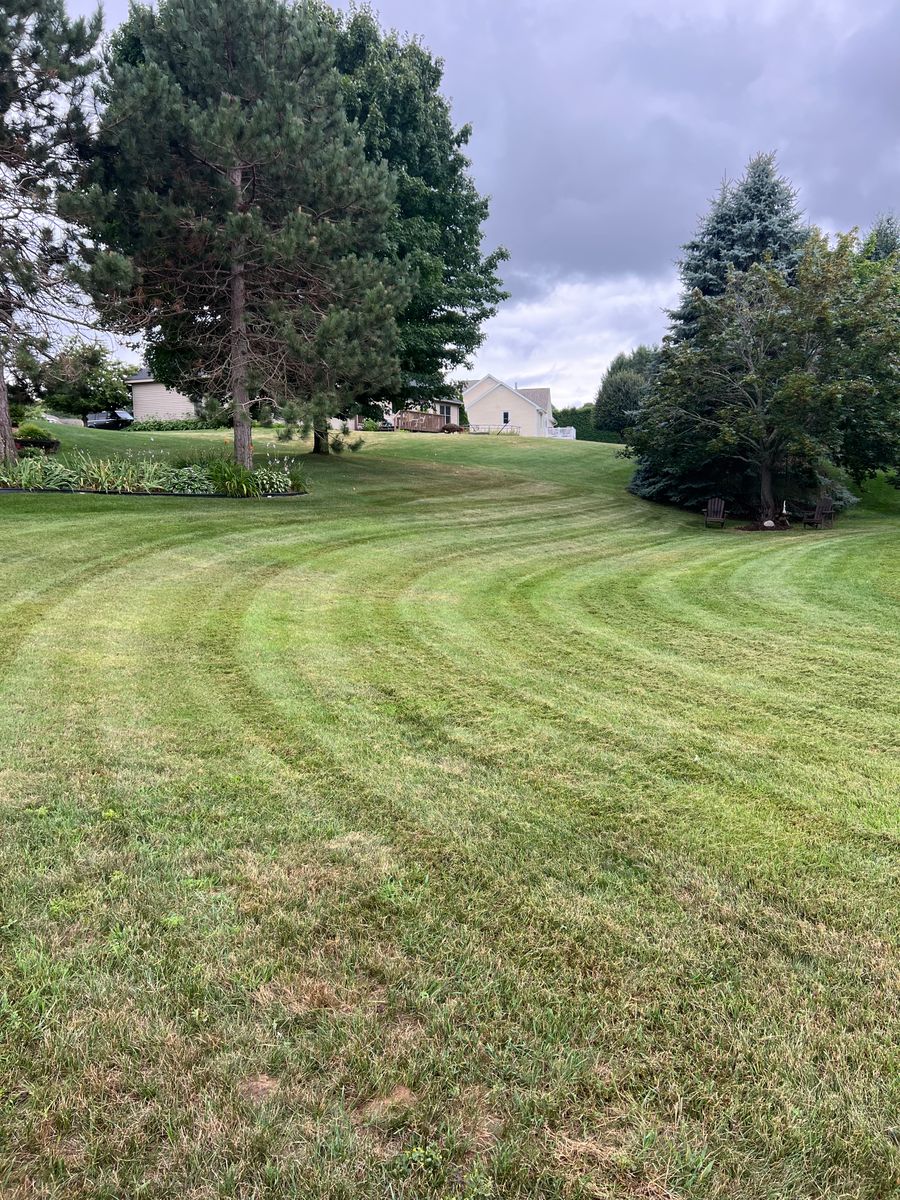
[
  {"left": 0, "top": 352, "right": 17, "bottom": 465},
  {"left": 228, "top": 165, "right": 253, "bottom": 470},
  {"left": 759, "top": 460, "right": 776, "bottom": 522},
  {"left": 312, "top": 420, "right": 330, "bottom": 455}
]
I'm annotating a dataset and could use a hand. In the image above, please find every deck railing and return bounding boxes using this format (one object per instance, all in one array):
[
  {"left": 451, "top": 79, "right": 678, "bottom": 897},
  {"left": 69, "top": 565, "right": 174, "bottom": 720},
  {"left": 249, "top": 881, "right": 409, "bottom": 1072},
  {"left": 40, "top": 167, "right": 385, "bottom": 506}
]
[{"left": 393, "top": 411, "right": 445, "bottom": 432}]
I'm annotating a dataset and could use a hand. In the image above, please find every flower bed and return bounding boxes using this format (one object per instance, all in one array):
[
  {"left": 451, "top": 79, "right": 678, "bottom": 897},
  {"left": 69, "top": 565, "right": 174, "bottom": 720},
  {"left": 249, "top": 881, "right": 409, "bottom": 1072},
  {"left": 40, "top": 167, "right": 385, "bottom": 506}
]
[
  {"left": 0, "top": 453, "right": 307, "bottom": 498},
  {"left": 13, "top": 421, "right": 60, "bottom": 454}
]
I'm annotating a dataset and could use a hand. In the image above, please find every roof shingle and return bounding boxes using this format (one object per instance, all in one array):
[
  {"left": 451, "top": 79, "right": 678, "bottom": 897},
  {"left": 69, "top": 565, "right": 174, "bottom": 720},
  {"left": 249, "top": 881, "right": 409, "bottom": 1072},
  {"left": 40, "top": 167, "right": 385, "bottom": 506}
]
[{"left": 517, "top": 387, "right": 552, "bottom": 412}]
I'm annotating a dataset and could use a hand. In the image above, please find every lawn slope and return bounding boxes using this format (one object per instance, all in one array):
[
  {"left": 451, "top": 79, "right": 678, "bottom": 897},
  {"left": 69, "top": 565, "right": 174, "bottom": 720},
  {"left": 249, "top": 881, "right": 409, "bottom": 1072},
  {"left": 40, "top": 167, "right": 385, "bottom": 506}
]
[{"left": 0, "top": 431, "right": 897, "bottom": 1199}]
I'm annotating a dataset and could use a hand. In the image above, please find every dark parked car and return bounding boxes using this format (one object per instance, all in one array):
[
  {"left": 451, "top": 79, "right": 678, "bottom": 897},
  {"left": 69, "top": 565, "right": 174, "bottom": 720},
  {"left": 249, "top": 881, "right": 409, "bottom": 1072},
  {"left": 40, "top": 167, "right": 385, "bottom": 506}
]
[
  {"left": 378, "top": 419, "right": 394, "bottom": 431},
  {"left": 85, "top": 409, "right": 135, "bottom": 430}
]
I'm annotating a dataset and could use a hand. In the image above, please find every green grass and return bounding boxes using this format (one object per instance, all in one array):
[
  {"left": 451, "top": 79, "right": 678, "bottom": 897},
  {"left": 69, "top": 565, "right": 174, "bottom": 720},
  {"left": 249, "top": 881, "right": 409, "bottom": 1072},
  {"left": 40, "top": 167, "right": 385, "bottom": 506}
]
[{"left": 1, "top": 428, "right": 898, "bottom": 1199}]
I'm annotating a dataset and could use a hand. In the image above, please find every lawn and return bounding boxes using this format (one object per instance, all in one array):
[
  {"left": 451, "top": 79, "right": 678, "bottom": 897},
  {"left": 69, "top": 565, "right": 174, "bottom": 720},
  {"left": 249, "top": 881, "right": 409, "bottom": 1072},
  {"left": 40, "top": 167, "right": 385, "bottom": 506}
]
[{"left": 0, "top": 428, "right": 897, "bottom": 1199}]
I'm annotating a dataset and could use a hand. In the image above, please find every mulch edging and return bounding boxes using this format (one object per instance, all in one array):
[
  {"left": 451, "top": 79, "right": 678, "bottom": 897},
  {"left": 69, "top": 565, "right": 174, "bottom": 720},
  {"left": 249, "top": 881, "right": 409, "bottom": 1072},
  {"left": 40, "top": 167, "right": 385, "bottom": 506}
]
[{"left": 0, "top": 487, "right": 308, "bottom": 501}]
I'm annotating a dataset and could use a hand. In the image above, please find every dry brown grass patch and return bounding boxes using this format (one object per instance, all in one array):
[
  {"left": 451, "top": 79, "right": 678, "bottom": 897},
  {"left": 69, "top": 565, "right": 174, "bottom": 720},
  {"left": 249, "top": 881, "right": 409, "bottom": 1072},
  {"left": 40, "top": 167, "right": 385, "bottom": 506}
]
[
  {"left": 238, "top": 1073, "right": 280, "bottom": 1104},
  {"left": 355, "top": 1084, "right": 417, "bottom": 1124},
  {"left": 254, "top": 976, "right": 349, "bottom": 1015}
]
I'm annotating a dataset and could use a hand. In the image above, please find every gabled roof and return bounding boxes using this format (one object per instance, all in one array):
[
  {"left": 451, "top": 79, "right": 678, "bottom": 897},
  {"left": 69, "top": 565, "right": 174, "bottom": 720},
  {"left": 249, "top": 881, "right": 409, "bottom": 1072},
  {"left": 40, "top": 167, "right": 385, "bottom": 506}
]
[
  {"left": 462, "top": 375, "right": 553, "bottom": 414},
  {"left": 126, "top": 366, "right": 153, "bottom": 384},
  {"left": 518, "top": 387, "right": 552, "bottom": 413}
]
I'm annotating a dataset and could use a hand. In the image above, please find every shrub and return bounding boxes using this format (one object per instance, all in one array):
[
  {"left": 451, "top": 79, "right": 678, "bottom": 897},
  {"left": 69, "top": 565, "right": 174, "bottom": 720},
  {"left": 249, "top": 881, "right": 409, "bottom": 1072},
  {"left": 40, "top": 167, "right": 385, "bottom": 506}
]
[
  {"left": 65, "top": 452, "right": 168, "bottom": 493},
  {"left": 362, "top": 417, "right": 379, "bottom": 432},
  {"left": 130, "top": 418, "right": 200, "bottom": 432},
  {"left": 15, "top": 421, "right": 55, "bottom": 444},
  {"left": 282, "top": 458, "right": 308, "bottom": 494},
  {"left": 197, "top": 396, "right": 233, "bottom": 427},
  {"left": 328, "top": 429, "right": 364, "bottom": 451},
  {"left": 551, "top": 406, "right": 620, "bottom": 442}
]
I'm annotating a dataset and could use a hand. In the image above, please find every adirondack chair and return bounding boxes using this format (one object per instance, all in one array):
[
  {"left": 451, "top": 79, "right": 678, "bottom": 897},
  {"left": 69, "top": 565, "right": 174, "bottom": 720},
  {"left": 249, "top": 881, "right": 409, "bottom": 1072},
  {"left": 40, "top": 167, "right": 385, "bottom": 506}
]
[
  {"left": 702, "top": 497, "right": 727, "bottom": 528},
  {"left": 802, "top": 497, "right": 835, "bottom": 529}
]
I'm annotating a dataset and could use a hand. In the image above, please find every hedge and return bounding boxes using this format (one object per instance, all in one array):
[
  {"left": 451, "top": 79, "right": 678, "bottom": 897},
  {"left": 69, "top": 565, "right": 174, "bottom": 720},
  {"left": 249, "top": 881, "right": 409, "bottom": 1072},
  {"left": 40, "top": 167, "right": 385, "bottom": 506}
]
[{"left": 552, "top": 406, "right": 623, "bottom": 443}]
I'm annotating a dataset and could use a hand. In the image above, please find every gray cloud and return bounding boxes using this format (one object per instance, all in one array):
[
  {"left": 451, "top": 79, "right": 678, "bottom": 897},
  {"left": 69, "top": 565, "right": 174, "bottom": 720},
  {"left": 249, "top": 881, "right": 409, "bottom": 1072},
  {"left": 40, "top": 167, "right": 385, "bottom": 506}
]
[{"left": 69, "top": 0, "right": 900, "bottom": 405}]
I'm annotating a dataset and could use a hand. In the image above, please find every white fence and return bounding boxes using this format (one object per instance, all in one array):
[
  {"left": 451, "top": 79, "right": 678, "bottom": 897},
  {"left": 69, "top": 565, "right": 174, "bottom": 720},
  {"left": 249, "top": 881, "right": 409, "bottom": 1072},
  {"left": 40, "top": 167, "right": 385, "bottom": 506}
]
[{"left": 549, "top": 426, "right": 576, "bottom": 440}]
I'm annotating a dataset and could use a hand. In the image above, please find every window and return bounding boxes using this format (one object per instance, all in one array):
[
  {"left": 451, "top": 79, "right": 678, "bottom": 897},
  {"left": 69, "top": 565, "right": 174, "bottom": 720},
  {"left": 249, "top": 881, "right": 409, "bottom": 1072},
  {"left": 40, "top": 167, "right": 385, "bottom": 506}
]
[
  {"left": 438, "top": 403, "right": 452, "bottom": 422},
  {"left": 502, "top": 410, "right": 510, "bottom": 425}
]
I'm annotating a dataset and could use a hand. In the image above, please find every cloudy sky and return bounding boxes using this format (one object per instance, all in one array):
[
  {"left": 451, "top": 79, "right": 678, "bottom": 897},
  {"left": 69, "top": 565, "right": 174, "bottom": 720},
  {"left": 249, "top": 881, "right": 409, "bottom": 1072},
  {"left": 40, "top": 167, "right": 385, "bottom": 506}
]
[{"left": 70, "top": 0, "right": 900, "bottom": 407}]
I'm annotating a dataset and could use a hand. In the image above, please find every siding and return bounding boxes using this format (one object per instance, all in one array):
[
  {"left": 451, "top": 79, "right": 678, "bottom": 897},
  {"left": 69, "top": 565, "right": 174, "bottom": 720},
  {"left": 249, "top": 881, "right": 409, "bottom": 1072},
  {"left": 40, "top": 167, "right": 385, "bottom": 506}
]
[{"left": 130, "top": 382, "right": 196, "bottom": 420}]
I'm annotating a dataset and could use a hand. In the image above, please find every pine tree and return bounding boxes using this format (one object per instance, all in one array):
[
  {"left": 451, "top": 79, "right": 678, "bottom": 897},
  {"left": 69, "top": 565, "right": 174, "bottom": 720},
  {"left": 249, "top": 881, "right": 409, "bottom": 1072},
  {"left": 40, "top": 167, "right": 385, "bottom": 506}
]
[
  {"left": 0, "top": 0, "right": 100, "bottom": 461},
  {"left": 75, "top": 0, "right": 406, "bottom": 467},
  {"left": 865, "top": 213, "right": 900, "bottom": 262},
  {"left": 629, "top": 154, "right": 813, "bottom": 509},
  {"left": 332, "top": 8, "right": 507, "bottom": 416},
  {"left": 672, "top": 153, "right": 808, "bottom": 337}
]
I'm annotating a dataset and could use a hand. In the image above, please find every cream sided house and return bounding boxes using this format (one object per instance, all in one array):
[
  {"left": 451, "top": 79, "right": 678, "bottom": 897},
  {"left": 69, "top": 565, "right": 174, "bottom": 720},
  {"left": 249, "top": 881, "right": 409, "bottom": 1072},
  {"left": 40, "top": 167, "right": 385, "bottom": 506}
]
[
  {"left": 126, "top": 367, "right": 197, "bottom": 421},
  {"left": 459, "top": 375, "right": 554, "bottom": 436},
  {"left": 125, "top": 367, "right": 559, "bottom": 437},
  {"left": 382, "top": 375, "right": 554, "bottom": 435}
]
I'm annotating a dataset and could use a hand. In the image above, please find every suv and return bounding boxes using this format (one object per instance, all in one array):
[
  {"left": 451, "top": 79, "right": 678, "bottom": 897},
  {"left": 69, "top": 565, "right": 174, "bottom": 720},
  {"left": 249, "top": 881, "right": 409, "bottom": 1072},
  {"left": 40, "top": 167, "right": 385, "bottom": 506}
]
[{"left": 85, "top": 409, "right": 135, "bottom": 430}]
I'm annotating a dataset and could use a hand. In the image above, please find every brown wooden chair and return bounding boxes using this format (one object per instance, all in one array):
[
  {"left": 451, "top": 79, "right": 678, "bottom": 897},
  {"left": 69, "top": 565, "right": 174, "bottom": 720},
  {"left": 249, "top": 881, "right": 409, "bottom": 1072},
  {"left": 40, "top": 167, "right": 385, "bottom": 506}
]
[
  {"left": 702, "top": 497, "right": 727, "bottom": 528},
  {"left": 802, "top": 497, "right": 835, "bottom": 529}
]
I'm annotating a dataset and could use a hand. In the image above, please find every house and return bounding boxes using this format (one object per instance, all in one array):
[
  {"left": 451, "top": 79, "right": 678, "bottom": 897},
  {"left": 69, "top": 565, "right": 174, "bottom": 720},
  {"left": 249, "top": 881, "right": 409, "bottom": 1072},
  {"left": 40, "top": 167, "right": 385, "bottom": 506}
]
[
  {"left": 389, "top": 394, "right": 463, "bottom": 431},
  {"left": 461, "top": 375, "right": 554, "bottom": 436},
  {"left": 383, "top": 376, "right": 554, "bottom": 435},
  {"left": 126, "top": 367, "right": 197, "bottom": 421}
]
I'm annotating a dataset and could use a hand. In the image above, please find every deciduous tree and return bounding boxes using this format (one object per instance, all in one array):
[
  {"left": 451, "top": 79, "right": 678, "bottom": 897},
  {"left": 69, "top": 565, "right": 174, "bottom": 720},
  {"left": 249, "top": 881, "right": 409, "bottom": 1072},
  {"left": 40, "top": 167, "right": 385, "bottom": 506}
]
[
  {"left": 332, "top": 8, "right": 508, "bottom": 418},
  {"left": 20, "top": 339, "right": 130, "bottom": 420},
  {"left": 0, "top": 0, "right": 100, "bottom": 461}
]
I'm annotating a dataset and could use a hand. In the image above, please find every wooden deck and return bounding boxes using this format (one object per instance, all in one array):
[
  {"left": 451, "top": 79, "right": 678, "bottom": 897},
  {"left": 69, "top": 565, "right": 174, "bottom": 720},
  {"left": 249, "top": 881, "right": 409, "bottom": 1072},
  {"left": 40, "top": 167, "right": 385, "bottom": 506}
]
[{"left": 393, "top": 411, "right": 445, "bottom": 432}]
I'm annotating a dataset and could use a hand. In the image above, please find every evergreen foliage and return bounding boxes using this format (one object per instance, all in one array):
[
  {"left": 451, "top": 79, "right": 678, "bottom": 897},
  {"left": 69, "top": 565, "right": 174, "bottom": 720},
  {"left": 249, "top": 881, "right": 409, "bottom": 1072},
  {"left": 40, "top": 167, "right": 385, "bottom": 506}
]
[
  {"left": 864, "top": 213, "right": 900, "bottom": 262},
  {"left": 629, "top": 233, "right": 900, "bottom": 517},
  {"left": 73, "top": 0, "right": 407, "bottom": 466},
  {"left": 672, "top": 153, "right": 808, "bottom": 337},
  {"left": 593, "top": 370, "right": 645, "bottom": 435},
  {"left": 593, "top": 345, "right": 659, "bottom": 433},
  {"left": 629, "top": 154, "right": 825, "bottom": 511},
  {"left": 552, "top": 404, "right": 618, "bottom": 442}
]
